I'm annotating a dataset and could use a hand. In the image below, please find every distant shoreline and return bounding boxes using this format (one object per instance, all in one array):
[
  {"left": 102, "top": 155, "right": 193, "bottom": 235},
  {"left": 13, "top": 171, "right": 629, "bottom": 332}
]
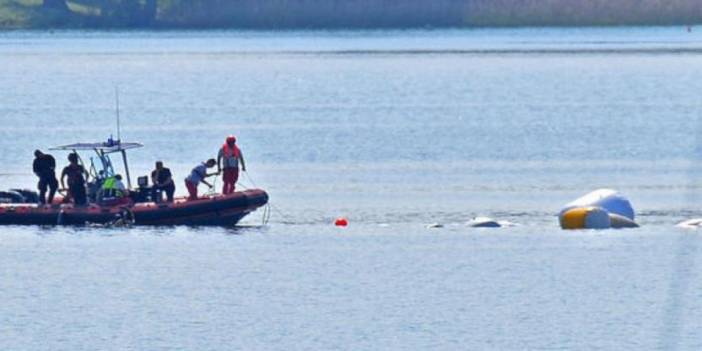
[
  {"left": 2, "top": 1, "right": 701, "bottom": 30},
  {"left": 0, "top": 23, "right": 700, "bottom": 31},
  {"left": 0, "top": 25, "right": 698, "bottom": 34}
]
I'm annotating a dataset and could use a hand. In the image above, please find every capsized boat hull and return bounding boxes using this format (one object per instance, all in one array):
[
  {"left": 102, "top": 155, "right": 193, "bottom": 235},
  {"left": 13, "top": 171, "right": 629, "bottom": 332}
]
[{"left": 0, "top": 189, "right": 268, "bottom": 226}]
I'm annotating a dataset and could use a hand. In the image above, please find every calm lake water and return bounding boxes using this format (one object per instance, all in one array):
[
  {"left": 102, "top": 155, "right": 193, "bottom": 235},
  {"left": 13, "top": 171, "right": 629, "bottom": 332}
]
[{"left": 1, "top": 27, "right": 702, "bottom": 350}]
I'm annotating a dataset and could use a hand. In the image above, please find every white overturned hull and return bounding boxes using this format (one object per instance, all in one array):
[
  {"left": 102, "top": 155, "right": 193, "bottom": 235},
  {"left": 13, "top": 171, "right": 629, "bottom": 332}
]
[{"left": 559, "top": 189, "right": 639, "bottom": 230}]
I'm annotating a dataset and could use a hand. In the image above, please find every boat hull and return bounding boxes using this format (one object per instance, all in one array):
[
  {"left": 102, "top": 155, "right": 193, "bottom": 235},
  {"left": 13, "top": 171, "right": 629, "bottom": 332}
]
[{"left": 0, "top": 189, "right": 268, "bottom": 226}]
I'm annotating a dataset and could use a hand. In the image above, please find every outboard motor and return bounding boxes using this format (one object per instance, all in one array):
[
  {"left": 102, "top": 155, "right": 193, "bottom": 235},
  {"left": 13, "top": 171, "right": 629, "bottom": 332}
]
[
  {"left": 0, "top": 190, "right": 24, "bottom": 204},
  {"left": 0, "top": 189, "right": 39, "bottom": 204},
  {"left": 11, "top": 189, "right": 39, "bottom": 203}
]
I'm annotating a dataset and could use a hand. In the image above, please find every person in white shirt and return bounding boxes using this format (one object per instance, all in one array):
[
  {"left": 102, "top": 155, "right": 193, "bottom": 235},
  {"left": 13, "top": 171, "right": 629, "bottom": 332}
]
[{"left": 184, "top": 159, "right": 217, "bottom": 200}]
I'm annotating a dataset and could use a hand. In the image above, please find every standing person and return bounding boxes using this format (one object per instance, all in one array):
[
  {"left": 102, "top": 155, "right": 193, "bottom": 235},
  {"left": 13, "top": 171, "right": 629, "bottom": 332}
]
[
  {"left": 32, "top": 150, "right": 59, "bottom": 205},
  {"left": 184, "top": 159, "right": 217, "bottom": 201},
  {"left": 60, "top": 153, "right": 89, "bottom": 206},
  {"left": 217, "top": 135, "right": 246, "bottom": 195},
  {"left": 151, "top": 161, "right": 175, "bottom": 202}
]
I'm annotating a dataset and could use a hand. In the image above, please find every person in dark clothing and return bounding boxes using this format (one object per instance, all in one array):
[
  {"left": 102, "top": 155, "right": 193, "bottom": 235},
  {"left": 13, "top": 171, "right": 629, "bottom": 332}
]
[
  {"left": 151, "top": 161, "right": 175, "bottom": 202},
  {"left": 33, "top": 150, "right": 59, "bottom": 205},
  {"left": 60, "top": 153, "right": 89, "bottom": 206}
]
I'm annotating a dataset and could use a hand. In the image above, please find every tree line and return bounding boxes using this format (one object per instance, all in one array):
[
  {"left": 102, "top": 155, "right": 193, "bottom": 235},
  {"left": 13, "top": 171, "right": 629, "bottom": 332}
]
[{"left": 27, "top": 0, "right": 702, "bottom": 28}]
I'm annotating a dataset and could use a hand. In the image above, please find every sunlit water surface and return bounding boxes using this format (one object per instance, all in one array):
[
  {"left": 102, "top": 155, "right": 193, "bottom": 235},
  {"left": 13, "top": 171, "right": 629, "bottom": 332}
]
[{"left": 1, "top": 27, "right": 702, "bottom": 350}]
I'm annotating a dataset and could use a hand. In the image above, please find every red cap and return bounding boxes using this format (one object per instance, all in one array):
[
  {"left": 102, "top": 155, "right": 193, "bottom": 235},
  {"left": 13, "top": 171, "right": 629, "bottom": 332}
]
[{"left": 226, "top": 135, "right": 237, "bottom": 144}]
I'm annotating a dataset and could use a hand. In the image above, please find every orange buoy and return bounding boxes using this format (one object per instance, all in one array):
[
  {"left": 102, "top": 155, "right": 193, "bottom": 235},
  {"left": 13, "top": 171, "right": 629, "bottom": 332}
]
[{"left": 334, "top": 217, "right": 348, "bottom": 227}]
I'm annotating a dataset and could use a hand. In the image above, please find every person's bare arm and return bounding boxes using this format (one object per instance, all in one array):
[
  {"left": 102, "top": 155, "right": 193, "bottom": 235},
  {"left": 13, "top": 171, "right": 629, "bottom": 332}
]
[
  {"left": 217, "top": 150, "right": 223, "bottom": 173},
  {"left": 60, "top": 169, "right": 66, "bottom": 189},
  {"left": 33, "top": 160, "right": 40, "bottom": 177},
  {"left": 240, "top": 152, "right": 246, "bottom": 172}
]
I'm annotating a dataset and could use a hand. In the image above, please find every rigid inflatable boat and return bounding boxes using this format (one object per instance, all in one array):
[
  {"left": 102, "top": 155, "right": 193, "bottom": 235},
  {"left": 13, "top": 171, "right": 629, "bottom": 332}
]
[
  {"left": 0, "top": 190, "right": 268, "bottom": 226},
  {"left": 0, "top": 138, "right": 268, "bottom": 226}
]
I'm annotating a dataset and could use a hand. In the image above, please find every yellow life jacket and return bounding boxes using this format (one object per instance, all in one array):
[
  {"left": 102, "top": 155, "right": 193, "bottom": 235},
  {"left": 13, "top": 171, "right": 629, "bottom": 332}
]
[{"left": 102, "top": 177, "right": 124, "bottom": 198}]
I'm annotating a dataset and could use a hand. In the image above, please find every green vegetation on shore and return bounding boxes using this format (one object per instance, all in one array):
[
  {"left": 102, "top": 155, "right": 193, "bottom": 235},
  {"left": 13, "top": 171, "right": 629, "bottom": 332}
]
[{"left": 1, "top": 0, "right": 701, "bottom": 29}]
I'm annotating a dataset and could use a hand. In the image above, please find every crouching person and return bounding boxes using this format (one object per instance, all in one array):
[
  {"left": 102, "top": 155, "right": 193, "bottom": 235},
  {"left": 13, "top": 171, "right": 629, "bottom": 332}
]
[
  {"left": 185, "top": 159, "right": 217, "bottom": 201},
  {"left": 151, "top": 161, "right": 175, "bottom": 203}
]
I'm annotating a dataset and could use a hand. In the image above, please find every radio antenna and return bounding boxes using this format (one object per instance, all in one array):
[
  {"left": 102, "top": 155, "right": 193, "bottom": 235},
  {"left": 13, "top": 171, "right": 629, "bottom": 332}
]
[{"left": 115, "top": 86, "right": 121, "bottom": 141}]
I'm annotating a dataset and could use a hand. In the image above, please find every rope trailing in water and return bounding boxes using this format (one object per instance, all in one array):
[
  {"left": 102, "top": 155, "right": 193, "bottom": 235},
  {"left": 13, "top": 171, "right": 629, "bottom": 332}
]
[
  {"left": 56, "top": 209, "right": 65, "bottom": 225},
  {"left": 205, "top": 173, "right": 219, "bottom": 196},
  {"left": 243, "top": 171, "right": 258, "bottom": 188},
  {"left": 242, "top": 170, "right": 292, "bottom": 225},
  {"left": 261, "top": 201, "right": 271, "bottom": 225}
]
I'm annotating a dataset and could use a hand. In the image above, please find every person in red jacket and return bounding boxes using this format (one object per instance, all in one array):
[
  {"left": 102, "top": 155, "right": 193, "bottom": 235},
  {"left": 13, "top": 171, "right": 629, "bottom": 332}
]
[{"left": 217, "top": 135, "right": 246, "bottom": 195}]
